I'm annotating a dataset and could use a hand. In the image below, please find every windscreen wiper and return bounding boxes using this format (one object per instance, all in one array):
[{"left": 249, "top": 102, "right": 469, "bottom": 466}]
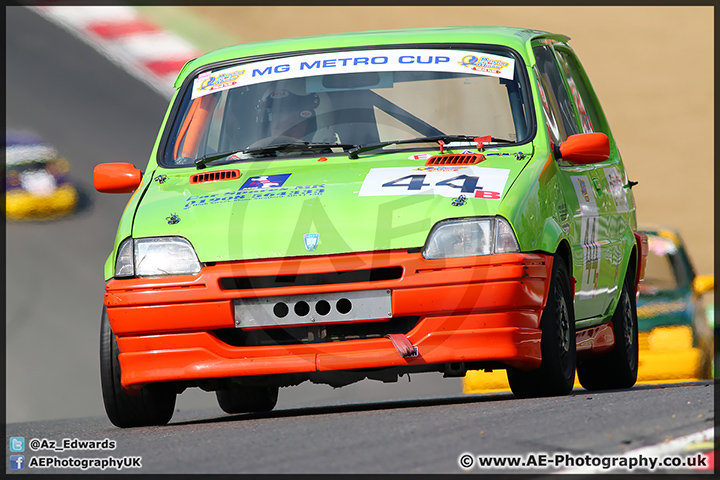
[
  {"left": 242, "top": 142, "right": 356, "bottom": 157},
  {"left": 194, "top": 151, "right": 243, "bottom": 170},
  {"left": 194, "top": 143, "right": 356, "bottom": 168},
  {"left": 347, "top": 135, "right": 515, "bottom": 159}
]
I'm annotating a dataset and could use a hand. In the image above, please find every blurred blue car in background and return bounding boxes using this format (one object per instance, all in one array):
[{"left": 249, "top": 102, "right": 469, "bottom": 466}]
[{"left": 5, "top": 130, "right": 78, "bottom": 221}]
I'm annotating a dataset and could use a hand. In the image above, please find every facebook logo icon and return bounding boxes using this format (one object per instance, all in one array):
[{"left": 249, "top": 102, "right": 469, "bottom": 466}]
[{"left": 9, "top": 455, "right": 25, "bottom": 470}]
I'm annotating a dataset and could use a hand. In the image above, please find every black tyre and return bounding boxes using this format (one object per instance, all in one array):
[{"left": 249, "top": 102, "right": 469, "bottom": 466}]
[
  {"left": 100, "top": 307, "right": 176, "bottom": 428},
  {"left": 216, "top": 385, "right": 279, "bottom": 414},
  {"left": 507, "top": 254, "right": 576, "bottom": 398},
  {"left": 577, "top": 272, "right": 638, "bottom": 390}
]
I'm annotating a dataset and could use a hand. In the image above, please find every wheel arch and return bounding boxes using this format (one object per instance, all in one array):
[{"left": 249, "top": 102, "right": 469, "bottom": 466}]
[
  {"left": 632, "top": 230, "right": 648, "bottom": 299},
  {"left": 605, "top": 231, "right": 643, "bottom": 318},
  {"left": 626, "top": 245, "right": 637, "bottom": 295},
  {"left": 553, "top": 238, "right": 573, "bottom": 299},
  {"left": 555, "top": 239, "right": 572, "bottom": 275}
]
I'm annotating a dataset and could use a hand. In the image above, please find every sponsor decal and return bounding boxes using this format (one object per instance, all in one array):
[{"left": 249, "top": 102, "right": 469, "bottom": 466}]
[
  {"left": 358, "top": 166, "right": 509, "bottom": 199},
  {"left": 408, "top": 153, "right": 433, "bottom": 160},
  {"left": 195, "top": 69, "right": 246, "bottom": 96},
  {"left": 184, "top": 185, "right": 325, "bottom": 209},
  {"left": 191, "top": 49, "right": 515, "bottom": 99},
  {"left": 604, "top": 166, "right": 630, "bottom": 213},
  {"left": 571, "top": 175, "right": 600, "bottom": 298},
  {"left": 578, "top": 178, "right": 591, "bottom": 202},
  {"left": 239, "top": 174, "right": 291, "bottom": 190},
  {"left": 571, "top": 176, "right": 596, "bottom": 209},
  {"left": 458, "top": 54, "right": 511, "bottom": 76},
  {"left": 580, "top": 214, "right": 600, "bottom": 298},
  {"left": 303, "top": 233, "right": 320, "bottom": 251},
  {"left": 451, "top": 194, "right": 466, "bottom": 206}
]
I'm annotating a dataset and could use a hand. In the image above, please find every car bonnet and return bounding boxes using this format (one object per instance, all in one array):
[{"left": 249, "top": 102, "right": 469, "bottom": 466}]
[{"left": 130, "top": 152, "right": 532, "bottom": 262}]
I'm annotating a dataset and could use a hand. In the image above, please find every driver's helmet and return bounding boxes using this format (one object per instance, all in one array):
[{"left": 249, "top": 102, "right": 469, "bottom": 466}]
[{"left": 255, "top": 81, "right": 320, "bottom": 140}]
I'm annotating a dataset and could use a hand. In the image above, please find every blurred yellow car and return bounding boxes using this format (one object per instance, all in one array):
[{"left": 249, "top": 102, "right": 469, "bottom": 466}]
[
  {"left": 5, "top": 131, "right": 78, "bottom": 221},
  {"left": 634, "top": 226, "right": 714, "bottom": 381}
]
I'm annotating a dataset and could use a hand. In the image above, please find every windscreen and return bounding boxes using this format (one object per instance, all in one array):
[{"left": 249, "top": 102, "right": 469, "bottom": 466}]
[{"left": 162, "top": 47, "right": 532, "bottom": 167}]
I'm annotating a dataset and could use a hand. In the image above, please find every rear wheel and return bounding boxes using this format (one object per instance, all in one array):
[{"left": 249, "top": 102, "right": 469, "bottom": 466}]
[
  {"left": 577, "top": 273, "right": 638, "bottom": 390},
  {"left": 216, "top": 385, "right": 279, "bottom": 414},
  {"left": 507, "top": 255, "right": 576, "bottom": 398},
  {"left": 100, "top": 307, "right": 176, "bottom": 428}
]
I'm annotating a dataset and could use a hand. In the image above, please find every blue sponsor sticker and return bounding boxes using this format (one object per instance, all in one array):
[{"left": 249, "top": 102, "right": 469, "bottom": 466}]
[
  {"left": 184, "top": 185, "right": 325, "bottom": 209},
  {"left": 239, "top": 174, "right": 291, "bottom": 190}
]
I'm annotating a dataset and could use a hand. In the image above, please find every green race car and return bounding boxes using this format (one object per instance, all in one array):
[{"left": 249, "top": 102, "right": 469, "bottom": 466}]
[{"left": 94, "top": 26, "right": 647, "bottom": 427}]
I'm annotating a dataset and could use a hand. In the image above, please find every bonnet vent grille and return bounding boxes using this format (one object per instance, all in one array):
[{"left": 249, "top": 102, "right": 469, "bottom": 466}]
[
  {"left": 425, "top": 154, "right": 485, "bottom": 166},
  {"left": 190, "top": 169, "right": 241, "bottom": 184}
]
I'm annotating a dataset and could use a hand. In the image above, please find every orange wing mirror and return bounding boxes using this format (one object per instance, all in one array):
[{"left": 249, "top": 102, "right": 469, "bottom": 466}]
[
  {"left": 94, "top": 163, "right": 142, "bottom": 193},
  {"left": 557, "top": 132, "right": 610, "bottom": 165}
]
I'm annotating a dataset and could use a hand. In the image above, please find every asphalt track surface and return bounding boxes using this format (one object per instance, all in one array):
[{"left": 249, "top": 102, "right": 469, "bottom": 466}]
[
  {"left": 5, "top": 6, "right": 716, "bottom": 475},
  {"left": 5, "top": 383, "right": 715, "bottom": 474}
]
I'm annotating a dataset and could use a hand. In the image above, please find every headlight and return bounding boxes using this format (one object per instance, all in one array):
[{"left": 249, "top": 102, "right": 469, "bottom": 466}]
[
  {"left": 114, "top": 236, "right": 202, "bottom": 278},
  {"left": 422, "top": 217, "right": 519, "bottom": 259},
  {"left": 114, "top": 238, "right": 135, "bottom": 277}
]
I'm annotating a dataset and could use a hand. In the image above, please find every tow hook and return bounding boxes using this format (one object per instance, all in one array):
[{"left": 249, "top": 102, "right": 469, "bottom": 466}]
[{"left": 385, "top": 334, "right": 418, "bottom": 358}]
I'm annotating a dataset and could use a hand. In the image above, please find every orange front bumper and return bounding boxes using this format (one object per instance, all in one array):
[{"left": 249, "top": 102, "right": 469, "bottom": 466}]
[{"left": 105, "top": 251, "right": 553, "bottom": 391}]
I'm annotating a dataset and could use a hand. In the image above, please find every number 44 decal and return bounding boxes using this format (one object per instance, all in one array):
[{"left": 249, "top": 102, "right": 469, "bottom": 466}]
[
  {"left": 358, "top": 166, "right": 510, "bottom": 199},
  {"left": 381, "top": 174, "right": 501, "bottom": 199}
]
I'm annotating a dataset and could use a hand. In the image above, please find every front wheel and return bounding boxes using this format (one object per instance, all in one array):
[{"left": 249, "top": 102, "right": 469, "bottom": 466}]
[
  {"left": 507, "top": 254, "right": 576, "bottom": 398},
  {"left": 100, "top": 307, "right": 177, "bottom": 428},
  {"left": 577, "top": 272, "right": 638, "bottom": 390}
]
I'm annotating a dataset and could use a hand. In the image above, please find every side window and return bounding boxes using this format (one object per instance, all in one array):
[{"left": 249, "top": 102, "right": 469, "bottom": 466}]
[
  {"left": 169, "top": 93, "right": 221, "bottom": 164},
  {"left": 554, "top": 48, "right": 607, "bottom": 135},
  {"left": 205, "top": 89, "right": 229, "bottom": 152},
  {"left": 533, "top": 65, "right": 561, "bottom": 144},
  {"left": 533, "top": 45, "right": 579, "bottom": 142}
]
